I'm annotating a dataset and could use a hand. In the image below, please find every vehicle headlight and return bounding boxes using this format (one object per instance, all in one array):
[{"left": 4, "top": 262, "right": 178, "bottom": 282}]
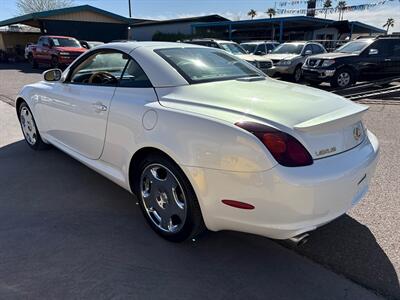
[
  {"left": 277, "top": 60, "right": 292, "bottom": 66},
  {"left": 59, "top": 52, "right": 70, "bottom": 56},
  {"left": 321, "top": 59, "right": 335, "bottom": 67}
]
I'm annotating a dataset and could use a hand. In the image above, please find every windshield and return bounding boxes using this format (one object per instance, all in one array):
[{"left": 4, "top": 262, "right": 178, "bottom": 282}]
[
  {"left": 51, "top": 37, "right": 81, "bottom": 48},
  {"left": 272, "top": 43, "right": 304, "bottom": 54},
  {"left": 155, "top": 47, "right": 263, "bottom": 84},
  {"left": 335, "top": 40, "right": 372, "bottom": 54},
  {"left": 219, "top": 43, "right": 247, "bottom": 55},
  {"left": 241, "top": 44, "right": 257, "bottom": 54}
]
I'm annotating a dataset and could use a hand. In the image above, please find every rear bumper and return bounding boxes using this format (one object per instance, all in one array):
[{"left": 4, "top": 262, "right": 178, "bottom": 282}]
[{"left": 183, "top": 130, "right": 379, "bottom": 239}]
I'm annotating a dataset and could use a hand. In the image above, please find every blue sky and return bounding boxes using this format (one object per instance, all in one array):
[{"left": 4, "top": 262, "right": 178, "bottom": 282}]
[{"left": 0, "top": 0, "right": 399, "bottom": 31}]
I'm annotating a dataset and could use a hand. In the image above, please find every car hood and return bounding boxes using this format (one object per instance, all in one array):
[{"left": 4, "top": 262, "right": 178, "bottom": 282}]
[
  {"left": 157, "top": 78, "right": 365, "bottom": 130},
  {"left": 235, "top": 54, "right": 271, "bottom": 62},
  {"left": 264, "top": 53, "right": 300, "bottom": 61},
  {"left": 309, "top": 52, "right": 358, "bottom": 59},
  {"left": 54, "top": 46, "right": 87, "bottom": 53}
]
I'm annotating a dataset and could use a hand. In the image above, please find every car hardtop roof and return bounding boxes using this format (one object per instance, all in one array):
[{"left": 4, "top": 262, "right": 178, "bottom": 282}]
[
  {"left": 95, "top": 41, "right": 211, "bottom": 52},
  {"left": 189, "top": 38, "right": 237, "bottom": 44},
  {"left": 241, "top": 40, "right": 279, "bottom": 44},
  {"left": 42, "top": 35, "right": 78, "bottom": 39}
]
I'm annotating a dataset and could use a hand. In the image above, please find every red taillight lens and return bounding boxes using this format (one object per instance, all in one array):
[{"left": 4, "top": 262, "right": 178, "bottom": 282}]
[{"left": 235, "top": 121, "right": 313, "bottom": 167}]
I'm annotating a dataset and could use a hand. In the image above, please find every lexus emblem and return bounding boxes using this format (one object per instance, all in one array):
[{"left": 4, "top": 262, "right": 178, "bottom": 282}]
[{"left": 353, "top": 127, "right": 362, "bottom": 141}]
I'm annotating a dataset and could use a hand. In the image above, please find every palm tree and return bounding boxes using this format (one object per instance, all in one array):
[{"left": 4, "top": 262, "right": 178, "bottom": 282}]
[
  {"left": 266, "top": 8, "right": 276, "bottom": 19},
  {"left": 323, "top": 0, "right": 332, "bottom": 19},
  {"left": 337, "top": 1, "right": 346, "bottom": 21},
  {"left": 383, "top": 18, "right": 395, "bottom": 34},
  {"left": 247, "top": 9, "right": 257, "bottom": 20}
]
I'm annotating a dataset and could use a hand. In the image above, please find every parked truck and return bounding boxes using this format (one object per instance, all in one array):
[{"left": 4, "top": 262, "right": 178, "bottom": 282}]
[{"left": 28, "top": 35, "right": 87, "bottom": 68}]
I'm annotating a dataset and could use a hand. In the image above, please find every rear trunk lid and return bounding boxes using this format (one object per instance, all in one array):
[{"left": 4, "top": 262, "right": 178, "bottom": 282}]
[{"left": 157, "top": 78, "right": 368, "bottom": 159}]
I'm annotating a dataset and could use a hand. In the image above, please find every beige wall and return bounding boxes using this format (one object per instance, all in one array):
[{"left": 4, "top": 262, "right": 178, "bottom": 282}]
[
  {"left": 0, "top": 33, "right": 41, "bottom": 51},
  {"left": 45, "top": 11, "right": 124, "bottom": 24}
]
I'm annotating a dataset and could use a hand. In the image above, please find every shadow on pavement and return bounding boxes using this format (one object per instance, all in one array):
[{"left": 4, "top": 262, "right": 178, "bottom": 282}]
[
  {"left": 0, "top": 140, "right": 397, "bottom": 299},
  {"left": 0, "top": 62, "right": 46, "bottom": 74},
  {"left": 291, "top": 215, "right": 400, "bottom": 299}
]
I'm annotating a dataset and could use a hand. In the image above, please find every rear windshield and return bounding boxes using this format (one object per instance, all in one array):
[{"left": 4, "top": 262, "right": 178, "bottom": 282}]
[
  {"left": 155, "top": 47, "right": 263, "bottom": 84},
  {"left": 51, "top": 38, "right": 81, "bottom": 48}
]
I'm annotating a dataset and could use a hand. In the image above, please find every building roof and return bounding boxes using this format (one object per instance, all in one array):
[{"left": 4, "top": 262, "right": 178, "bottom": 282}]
[
  {"left": 133, "top": 14, "right": 229, "bottom": 27},
  {"left": 0, "top": 5, "right": 131, "bottom": 27},
  {"left": 191, "top": 15, "right": 385, "bottom": 34}
]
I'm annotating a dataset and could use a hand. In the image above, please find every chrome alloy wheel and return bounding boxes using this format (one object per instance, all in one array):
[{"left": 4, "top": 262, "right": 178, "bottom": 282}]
[
  {"left": 294, "top": 67, "right": 302, "bottom": 82},
  {"left": 140, "top": 164, "right": 187, "bottom": 233},
  {"left": 20, "top": 107, "right": 37, "bottom": 145},
  {"left": 337, "top": 72, "right": 351, "bottom": 87}
]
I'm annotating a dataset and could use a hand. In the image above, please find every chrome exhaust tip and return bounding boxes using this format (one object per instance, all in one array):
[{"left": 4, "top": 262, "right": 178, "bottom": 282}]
[{"left": 287, "top": 233, "right": 310, "bottom": 247}]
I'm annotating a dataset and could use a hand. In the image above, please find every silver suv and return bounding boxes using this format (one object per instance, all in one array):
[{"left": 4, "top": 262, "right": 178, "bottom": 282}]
[{"left": 264, "top": 41, "right": 326, "bottom": 82}]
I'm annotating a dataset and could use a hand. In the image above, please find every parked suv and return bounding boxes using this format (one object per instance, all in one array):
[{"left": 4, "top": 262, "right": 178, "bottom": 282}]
[
  {"left": 264, "top": 41, "right": 326, "bottom": 82},
  {"left": 30, "top": 35, "right": 87, "bottom": 68},
  {"left": 302, "top": 36, "right": 400, "bottom": 88},
  {"left": 240, "top": 41, "right": 280, "bottom": 55},
  {"left": 185, "top": 39, "right": 273, "bottom": 73}
]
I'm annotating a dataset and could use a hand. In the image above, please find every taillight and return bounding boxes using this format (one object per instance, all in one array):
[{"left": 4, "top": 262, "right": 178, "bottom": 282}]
[{"left": 235, "top": 121, "right": 313, "bottom": 167}]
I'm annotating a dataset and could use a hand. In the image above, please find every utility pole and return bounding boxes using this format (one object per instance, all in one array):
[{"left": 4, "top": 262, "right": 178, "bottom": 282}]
[{"left": 128, "top": 0, "right": 132, "bottom": 18}]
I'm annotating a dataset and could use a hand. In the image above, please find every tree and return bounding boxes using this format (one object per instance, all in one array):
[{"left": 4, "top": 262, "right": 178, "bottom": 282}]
[
  {"left": 266, "top": 8, "right": 276, "bottom": 19},
  {"left": 16, "top": 0, "right": 74, "bottom": 15},
  {"left": 247, "top": 9, "right": 257, "bottom": 20},
  {"left": 337, "top": 1, "right": 346, "bottom": 21},
  {"left": 323, "top": 0, "right": 332, "bottom": 19},
  {"left": 383, "top": 18, "right": 395, "bottom": 34}
]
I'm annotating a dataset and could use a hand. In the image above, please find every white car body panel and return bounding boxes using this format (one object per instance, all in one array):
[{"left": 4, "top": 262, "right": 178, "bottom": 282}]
[{"left": 17, "top": 42, "right": 380, "bottom": 240}]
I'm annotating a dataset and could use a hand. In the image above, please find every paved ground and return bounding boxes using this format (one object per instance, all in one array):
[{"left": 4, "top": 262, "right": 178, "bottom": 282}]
[{"left": 0, "top": 63, "right": 399, "bottom": 299}]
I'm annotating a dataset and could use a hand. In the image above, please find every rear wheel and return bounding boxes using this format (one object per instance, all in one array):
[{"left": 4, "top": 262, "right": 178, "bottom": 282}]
[
  {"left": 331, "top": 67, "right": 354, "bottom": 88},
  {"left": 18, "top": 102, "right": 49, "bottom": 150},
  {"left": 133, "top": 154, "right": 205, "bottom": 242}
]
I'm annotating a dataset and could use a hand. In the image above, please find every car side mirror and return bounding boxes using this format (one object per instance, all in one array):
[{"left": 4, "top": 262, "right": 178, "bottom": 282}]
[
  {"left": 268, "top": 50, "right": 272, "bottom": 53},
  {"left": 368, "top": 48, "right": 379, "bottom": 55},
  {"left": 43, "top": 69, "right": 62, "bottom": 82},
  {"left": 304, "top": 50, "right": 312, "bottom": 56}
]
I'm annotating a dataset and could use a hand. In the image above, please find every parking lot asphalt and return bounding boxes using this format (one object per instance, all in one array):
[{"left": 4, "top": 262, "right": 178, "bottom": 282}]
[{"left": 1, "top": 63, "right": 399, "bottom": 299}]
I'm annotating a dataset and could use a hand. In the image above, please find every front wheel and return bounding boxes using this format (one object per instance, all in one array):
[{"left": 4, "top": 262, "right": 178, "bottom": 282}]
[
  {"left": 331, "top": 68, "right": 354, "bottom": 88},
  {"left": 292, "top": 65, "right": 303, "bottom": 83},
  {"left": 51, "top": 56, "right": 59, "bottom": 68},
  {"left": 134, "top": 154, "right": 205, "bottom": 242},
  {"left": 18, "top": 102, "right": 49, "bottom": 150}
]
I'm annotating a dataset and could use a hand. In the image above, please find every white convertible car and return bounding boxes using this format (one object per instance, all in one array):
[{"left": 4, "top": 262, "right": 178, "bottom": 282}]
[{"left": 17, "top": 42, "right": 379, "bottom": 243}]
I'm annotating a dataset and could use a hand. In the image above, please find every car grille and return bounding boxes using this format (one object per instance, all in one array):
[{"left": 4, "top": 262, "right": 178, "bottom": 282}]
[
  {"left": 258, "top": 61, "right": 272, "bottom": 69},
  {"left": 271, "top": 59, "right": 281, "bottom": 65}
]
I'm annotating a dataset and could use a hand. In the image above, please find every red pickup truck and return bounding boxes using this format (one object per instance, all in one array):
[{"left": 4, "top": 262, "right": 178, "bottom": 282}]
[{"left": 29, "top": 35, "right": 87, "bottom": 68}]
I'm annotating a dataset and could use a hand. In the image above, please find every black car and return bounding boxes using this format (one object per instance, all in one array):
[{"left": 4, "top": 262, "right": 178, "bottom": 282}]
[{"left": 302, "top": 36, "right": 400, "bottom": 88}]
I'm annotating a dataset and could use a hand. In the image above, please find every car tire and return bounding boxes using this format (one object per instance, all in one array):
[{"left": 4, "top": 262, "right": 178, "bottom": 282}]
[
  {"left": 133, "top": 153, "right": 205, "bottom": 242},
  {"left": 51, "top": 56, "right": 59, "bottom": 68},
  {"left": 18, "top": 102, "right": 50, "bottom": 150},
  {"left": 292, "top": 65, "right": 303, "bottom": 83},
  {"left": 331, "top": 67, "right": 354, "bottom": 88},
  {"left": 31, "top": 57, "right": 38, "bottom": 69}
]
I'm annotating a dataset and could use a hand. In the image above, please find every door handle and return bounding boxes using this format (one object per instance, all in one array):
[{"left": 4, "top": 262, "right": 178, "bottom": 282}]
[
  {"left": 384, "top": 58, "right": 392, "bottom": 62},
  {"left": 92, "top": 103, "right": 107, "bottom": 112}
]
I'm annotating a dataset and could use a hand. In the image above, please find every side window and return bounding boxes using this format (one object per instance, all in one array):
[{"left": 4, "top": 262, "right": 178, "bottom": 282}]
[
  {"left": 37, "top": 38, "right": 43, "bottom": 46},
  {"left": 367, "top": 40, "right": 389, "bottom": 57},
  {"left": 119, "top": 59, "right": 152, "bottom": 88},
  {"left": 389, "top": 40, "right": 400, "bottom": 56},
  {"left": 255, "top": 44, "right": 266, "bottom": 54},
  {"left": 70, "top": 51, "right": 129, "bottom": 85},
  {"left": 266, "top": 44, "right": 273, "bottom": 52},
  {"left": 312, "top": 44, "right": 324, "bottom": 54},
  {"left": 303, "top": 44, "right": 313, "bottom": 54}
]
